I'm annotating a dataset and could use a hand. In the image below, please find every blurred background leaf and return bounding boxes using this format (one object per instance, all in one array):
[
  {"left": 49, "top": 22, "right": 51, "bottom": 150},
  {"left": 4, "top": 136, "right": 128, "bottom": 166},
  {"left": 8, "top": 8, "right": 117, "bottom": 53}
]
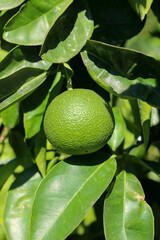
[{"left": 128, "top": 0, "right": 153, "bottom": 20}]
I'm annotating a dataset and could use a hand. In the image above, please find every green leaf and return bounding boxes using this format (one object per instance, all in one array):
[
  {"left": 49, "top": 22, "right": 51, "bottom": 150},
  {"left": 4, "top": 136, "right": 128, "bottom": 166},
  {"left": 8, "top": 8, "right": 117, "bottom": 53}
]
[
  {"left": 59, "top": 63, "right": 74, "bottom": 89},
  {"left": 138, "top": 100, "right": 152, "bottom": 149},
  {"left": 0, "top": 47, "right": 51, "bottom": 80},
  {"left": 108, "top": 107, "right": 126, "bottom": 151},
  {"left": 29, "top": 153, "right": 117, "bottom": 240},
  {"left": 104, "top": 170, "right": 154, "bottom": 240},
  {"left": 9, "top": 130, "right": 32, "bottom": 158},
  {"left": 3, "top": 167, "right": 42, "bottom": 240},
  {"left": 0, "top": 158, "right": 19, "bottom": 189},
  {"left": 0, "top": 0, "right": 25, "bottom": 10},
  {"left": 1, "top": 102, "right": 20, "bottom": 129},
  {"left": 0, "top": 72, "right": 47, "bottom": 112},
  {"left": 23, "top": 67, "right": 64, "bottom": 139},
  {"left": 0, "top": 131, "right": 33, "bottom": 189},
  {"left": 81, "top": 40, "right": 160, "bottom": 108},
  {"left": 41, "top": 0, "right": 94, "bottom": 63},
  {"left": 34, "top": 128, "right": 46, "bottom": 178},
  {"left": 0, "top": 46, "right": 52, "bottom": 111},
  {"left": 0, "top": 174, "right": 16, "bottom": 235},
  {"left": 117, "top": 98, "right": 141, "bottom": 139},
  {"left": 22, "top": 80, "right": 52, "bottom": 139},
  {"left": 3, "top": 0, "right": 73, "bottom": 45},
  {"left": 0, "top": 134, "right": 16, "bottom": 163},
  {"left": 128, "top": 0, "right": 153, "bottom": 20}
]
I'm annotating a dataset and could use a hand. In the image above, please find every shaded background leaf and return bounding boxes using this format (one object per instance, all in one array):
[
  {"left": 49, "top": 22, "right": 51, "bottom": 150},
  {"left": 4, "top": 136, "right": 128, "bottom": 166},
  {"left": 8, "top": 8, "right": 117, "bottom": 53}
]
[
  {"left": 29, "top": 153, "right": 117, "bottom": 240},
  {"left": 151, "top": 0, "right": 160, "bottom": 22},
  {"left": 128, "top": 0, "right": 153, "bottom": 20},
  {"left": 22, "top": 68, "right": 64, "bottom": 139},
  {"left": 1, "top": 102, "right": 20, "bottom": 129},
  {"left": 0, "top": 130, "right": 33, "bottom": 189},
  {"left": 104, "top": 170, "right": 154, "bottom": 240},
  {"left": 125, "top": 10, "right": 160, "bottom": 59}
]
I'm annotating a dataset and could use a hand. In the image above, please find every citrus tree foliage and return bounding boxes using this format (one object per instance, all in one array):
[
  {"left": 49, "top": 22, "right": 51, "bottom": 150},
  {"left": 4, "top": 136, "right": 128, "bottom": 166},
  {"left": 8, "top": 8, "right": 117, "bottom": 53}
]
[{"left": 0, "top": 0, "right": 160, "bottom": 239}]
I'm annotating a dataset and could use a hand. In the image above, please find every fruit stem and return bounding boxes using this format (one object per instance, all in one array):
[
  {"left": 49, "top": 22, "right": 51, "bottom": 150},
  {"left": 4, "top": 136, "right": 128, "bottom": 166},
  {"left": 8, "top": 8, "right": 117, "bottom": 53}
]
[{"left": 67, "top": 77, "right": 73, "bottom": 90}]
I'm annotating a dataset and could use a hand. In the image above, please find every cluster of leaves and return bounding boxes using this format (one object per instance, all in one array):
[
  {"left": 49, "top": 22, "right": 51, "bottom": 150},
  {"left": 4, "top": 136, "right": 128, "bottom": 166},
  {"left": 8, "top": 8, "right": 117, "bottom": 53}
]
[{"left": 0, "top": 0, "right": 160, "bottom": 240}]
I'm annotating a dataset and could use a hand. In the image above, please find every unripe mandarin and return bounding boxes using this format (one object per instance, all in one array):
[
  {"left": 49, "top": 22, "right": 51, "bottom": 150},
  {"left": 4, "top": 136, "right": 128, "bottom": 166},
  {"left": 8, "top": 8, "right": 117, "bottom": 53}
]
[{"left": 44, "top": 89, "right": 114, "bottom": 155}]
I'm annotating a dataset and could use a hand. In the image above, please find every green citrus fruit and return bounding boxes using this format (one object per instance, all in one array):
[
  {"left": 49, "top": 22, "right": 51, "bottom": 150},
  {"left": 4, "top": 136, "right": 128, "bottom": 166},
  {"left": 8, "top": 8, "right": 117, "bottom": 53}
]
[{"left": 43, "top": 88, "right": 114, "bottom": 155}]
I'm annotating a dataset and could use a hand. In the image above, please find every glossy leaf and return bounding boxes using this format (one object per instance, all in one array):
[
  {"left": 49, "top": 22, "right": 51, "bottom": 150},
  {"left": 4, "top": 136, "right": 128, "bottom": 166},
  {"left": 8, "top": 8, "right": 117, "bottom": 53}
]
[
  {"left": 104, "top": 170, "right": 154, "bottom": 240},
  {"left": 3, "top": 0, "right": 73, "bottom": 45},
  {"left": 81, "top": 40, "right": 160, "bottom": 108},
  {"left": 0, "top": 72, "right": 47, "bottom": 112},
  {"left": 1, "top": 102, "right": 20, "bottom": 129},
  {"left": 0, "top": 46, "right": 51, "bottom": 80},
  {"left": 0, "top": 0, "right": 25, "bottom": 10},
  {"left": 0, "top": 46, "right": 52, "bottom": 111},
  {"left": 128, "top": 0, "right": 153, "bottom": 20},
  {"left": 0, "top": 46, "right": 51, "bottom": 99},
  {"left": 41, "top": 0, "right": 94, "bottom": 63},
  {"left": 29, "top": 153, "right": 117, "bottom": 240},
  {"left": 108, "top": 107, "right": 126, "bottom": 151},
  {"left": 138, "top": 100, "right": 152, "bottom": 149},
  {"left": 3, "top": 167, "right": 42, "bottom": 240},
  {"left": 87, "top": 0, "right": 145, "bottom": 45}
]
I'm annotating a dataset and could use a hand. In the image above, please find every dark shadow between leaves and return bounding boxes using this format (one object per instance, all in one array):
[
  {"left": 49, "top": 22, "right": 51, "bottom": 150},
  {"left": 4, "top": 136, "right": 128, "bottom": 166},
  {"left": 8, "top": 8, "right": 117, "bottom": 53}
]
[
  {"left": 64, "top": 151, "right": 112, "bottom": 167},
  {"left": 10, "top": 165, "right": 39, "bottom": 190},
  {"left": 87, "top": 0, "right": 145, "bottom": 45}
]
